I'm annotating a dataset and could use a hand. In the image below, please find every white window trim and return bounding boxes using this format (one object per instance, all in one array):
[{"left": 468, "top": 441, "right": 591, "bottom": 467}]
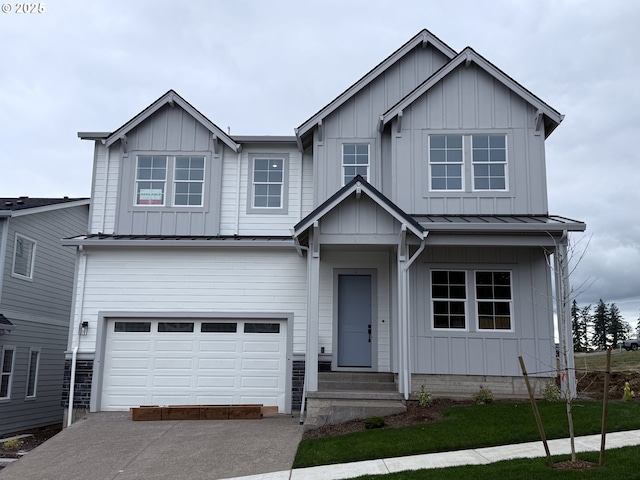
[
  {"left": 133, "top": 154, "right": 209, "bottom": 209},
  {"left": 430, "top": 270, "right": 469, "bottom": 332},
  {"left": 428, "top": 135, "right": 465, "bottom": 192},
  {"left": 342, "top": 143, "right": 371, "bottom": 186},
  {"left": 135, "top": 155, "right": 168, "bottom": 207},
  {"left": 474, "top": 270, "right": 514, "bottom": 332},
  {"left": 247, "top": 153, "right": 289, "bottom": 215},
  {"left": 25, "top": 347, "right": 41, "bottom": 399},
  {"left": 471, "top": 135, "right": 509, "bottom": 192},
  {"left": 12, "top": 234, "right": 37, "bottom": 281},
  {"left": 0, "top": 346, "right": 16, "bottom": 401}
]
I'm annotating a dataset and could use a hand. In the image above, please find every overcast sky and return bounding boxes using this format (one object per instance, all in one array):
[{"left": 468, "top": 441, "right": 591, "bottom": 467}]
[{"left": 1, "top": 0, "right": 638, "bottom": 325}]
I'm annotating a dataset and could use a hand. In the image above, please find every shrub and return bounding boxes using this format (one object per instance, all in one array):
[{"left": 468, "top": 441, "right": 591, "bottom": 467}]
[
  {"left": 416, "top": 384, "right": 432, "bottom": 407},
  {"left": 2, "top": 438, "right": 22, "bottom": 451},
  {"left": 542, "top": 379, "right": 561, "bottom": 402},
  {"left": 473, "top": 386, "right": 494, "bottom": 405},
  {"left": 364, "top": 416, "right": 385, "bottom": 429},
  {"left": 623, "top": 382, "right": 635, "bottom": 402}
]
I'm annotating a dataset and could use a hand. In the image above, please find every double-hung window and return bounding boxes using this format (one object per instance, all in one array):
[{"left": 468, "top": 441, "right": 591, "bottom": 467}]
[
  {"left": 472, "top": 135, "right": 507, "bottom": 190},
  {"left": 135, "top": 155, "right": 206, "bottom": 207},
  {"left": 476, "top": 271, "right": 512, "bottom": 330},
  {"left": 0, "top": 346, "right": 15, "bottom": 400},
  {"left": 12, "top": 234, "right": 36, "bottom": 280},
  {"left": 26, "top": 348, "right": 40, "bottom": 399},
  {"left": 342, "top": 144, "right": 369, "bottom": 184},
  {"left": 248, "top": 154, "right": 288, "bottom": 214},
  {"left": 429, "top": 135, "right": 463, "bottom": 191},
  {"left": 431, "top": 271, "right": 467, "bottom": 329}
]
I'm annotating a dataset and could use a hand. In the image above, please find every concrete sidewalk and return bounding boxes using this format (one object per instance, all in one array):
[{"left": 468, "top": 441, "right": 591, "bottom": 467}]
[{"left": 223, "top": 429, "right": 640, "bottom": 480}]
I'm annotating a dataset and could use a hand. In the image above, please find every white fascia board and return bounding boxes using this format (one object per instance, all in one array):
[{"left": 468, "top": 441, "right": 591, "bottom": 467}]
[
  {"left": 382, "top": 48, "right": 563, "bottom": 128},
  {"left": 104, "top": 90, "right": 240, "bottom": 152},
  {"left": 0, "top": 211, "right": 11, "bottom": 218},
  {"left": 10, "top": 199, "right": 90, "bottom": 217},
  {"left": 296, "top": 30, "right": 457, "bottom": 140}
]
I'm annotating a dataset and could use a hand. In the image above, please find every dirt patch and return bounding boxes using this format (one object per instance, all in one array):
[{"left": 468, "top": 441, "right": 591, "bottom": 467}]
[
  {"left": 0, "top": 424, "right": 62, "bottom": 459},
  {"left": 577, "top": 371, "right": 640, "bottom": 400},
  {"left": 554, "top": 459, "right": 598, "bottom": 470}
]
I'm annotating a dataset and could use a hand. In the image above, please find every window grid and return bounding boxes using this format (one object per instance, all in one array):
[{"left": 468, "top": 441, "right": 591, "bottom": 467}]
[
  {"left": 476, "top": 271, "right": 512, "bottom": 330},
  {"left": 429, "top": 135, "right": 463, "bottom": 191},
  {"left": 12, "top": 234, "right": 36, "bottom": 279},
  {"left": 1, "top": 347, "right": 15, "bottom": 400},
  {"left": 431, "top": 270, "right": 467, "bottom": 329},
  {"left": 174, "top": 156, "right": 205, "bottom": 206},
  {"left": 342, "top": 144, "right": 369, "bottom": 184},
  {"left": 472, "top": 135, "right": 507, "bottom": 190},
  {"left": 253, "top": 158, "right": 284, "bottom": 208},
  {"left": 26, "top": 349, "right": 40, "bottom": 398},
  {"left": 136, "top": 156, "right": 167, "bottom": 205}
]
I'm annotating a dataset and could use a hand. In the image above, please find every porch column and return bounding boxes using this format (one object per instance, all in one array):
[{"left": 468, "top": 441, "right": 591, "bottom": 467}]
[
  {"left": 554, "top": 233, "right": 577, "bottom": 398},
  {"left": 305, "top": 222, "right": 320, "bottom": 392}
]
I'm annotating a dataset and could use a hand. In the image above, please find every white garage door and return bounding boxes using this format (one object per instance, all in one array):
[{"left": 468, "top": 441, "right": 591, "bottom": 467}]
[{"left": 101, "top": 319, "right": 287, "bottom": 412}]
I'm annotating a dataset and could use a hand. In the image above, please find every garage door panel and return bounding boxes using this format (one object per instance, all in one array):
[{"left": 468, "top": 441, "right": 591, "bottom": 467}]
[{"left": 102, "top": 319, "right": 287, "bottom": 412}]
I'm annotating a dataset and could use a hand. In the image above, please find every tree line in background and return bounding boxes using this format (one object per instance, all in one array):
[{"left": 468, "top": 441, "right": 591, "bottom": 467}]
[{"left": 571, "top": 299, "right": 640, "bottom": 352}]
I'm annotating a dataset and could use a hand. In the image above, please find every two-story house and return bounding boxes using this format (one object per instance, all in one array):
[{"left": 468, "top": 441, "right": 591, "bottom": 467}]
[
  {"left": 62, "top": 30, "right": 584, "bottom": 426},
  {"left": 0, "top": 197, "right": 89, "bottom": 435}
]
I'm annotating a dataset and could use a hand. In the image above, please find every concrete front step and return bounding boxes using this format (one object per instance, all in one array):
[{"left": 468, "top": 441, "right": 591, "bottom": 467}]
[
  {"left": 319, "top": 381, "right": 397, "bottom": 392},
  {"left": 318, "top": 372, "right": 397, "bottom": 393},
  {"left": 318, "top": 372, "right": 395, "bottom": 383}
]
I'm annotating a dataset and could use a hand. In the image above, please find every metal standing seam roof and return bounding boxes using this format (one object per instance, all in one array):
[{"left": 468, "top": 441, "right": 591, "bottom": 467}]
[
  {"left": 62, "top": 234, "right": 296, "bottom": 247},
  {"left": 412, "top": 214, "right": 586, "bottom": 231}
]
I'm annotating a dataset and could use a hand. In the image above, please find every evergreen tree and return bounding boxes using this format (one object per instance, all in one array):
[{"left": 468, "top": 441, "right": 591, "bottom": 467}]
[
  {"left": 592, "top": 299, "right": 609, "bottom": 348},
  {"left": 571, "top": 300, "right": 589, "bottom": 352},
  {"left": 608, "top": 303, "right": 628, "bottom": 346},
  {"left": 579, "top": 304, "right": 591, "bottom": 351},
  {"left": 636, "top": 311, "right": 640, "bottom": 338}
]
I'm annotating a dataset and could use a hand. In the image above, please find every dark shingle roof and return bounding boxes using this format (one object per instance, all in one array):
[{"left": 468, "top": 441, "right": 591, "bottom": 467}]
[{"left": 0, "top": 197, "right": 88, "bottom": 211}]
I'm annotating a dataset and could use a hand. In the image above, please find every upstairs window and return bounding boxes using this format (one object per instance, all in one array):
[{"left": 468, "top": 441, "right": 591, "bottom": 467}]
[
  {"left": 0, "top": 346, "right": 15, "bottom": 400},
  {"left": 26, "top": 348, "right": 40, "bottom": 399},
  {"left": 136, "top": 156, "right": 167, "bottom": 205},
  {"left": 342, "top": 144, "right": 369, "bottom": 184},
  {"left": 174, "top": 156, "right": 205, "bottom": 206},
  {"left": 472, "top": 135, "right": 507, "bottom": 190},
  {"left": 253, "top": 158, "right": 284, "bottom": 208},
  {"left": 476, "top": 271, "right": 512, "bottom": 330},
  {"left": 429, "top": 135, "right": 463, "bottom": 191},
  {"left": 12, "top": 234, "right": 36, "bottom": 280},
  {"left": 431, "top": 270, "right": 467, "bottom": 329}
]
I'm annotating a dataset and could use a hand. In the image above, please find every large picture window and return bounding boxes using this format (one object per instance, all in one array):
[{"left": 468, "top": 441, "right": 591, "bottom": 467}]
[
  {"left": 12, "top": 234, "right": 36, "bottom": 280},
  {"left": 431, "top": 270, "right": 467, "bottom": 329},
  {"left": 342, "top": 144, "right": 369, "bottom": 184},
  {"left": 476, "top": 271, "right": 512, "bottom": 330}
]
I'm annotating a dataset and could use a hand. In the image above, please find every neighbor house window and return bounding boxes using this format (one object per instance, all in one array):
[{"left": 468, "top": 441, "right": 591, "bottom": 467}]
[
  {"left": 429, "top": 135, "right": 463, "bottom": 191},
  {"left": 136, "top": 155, "right": 167, "bottom": 205},
  {"left": 431, "top": 270, "right": 467, "bottom": 329},
  {"left": 252, "top": 158, "right": 284, "bottom": 208},
  {"left": 342, "top": 144, "right": 369, "bottom": 184},
  {"left": 472, "top": 135, "right": 507, "bottom": 190},
  {"left": 12, "top": 234, "right": 36, "bottom": 280},
  {"left": 26, "top": 348, "right": 40, "bottom": 399},
  {"left": 0, "top": 347, "right": 15, "bottom": 400},
  {"left": 476, "top": 271, "right": 512, "bottom": 330},
  {"left": 174, "top": 156, "right": 205, "bottom": 206}
]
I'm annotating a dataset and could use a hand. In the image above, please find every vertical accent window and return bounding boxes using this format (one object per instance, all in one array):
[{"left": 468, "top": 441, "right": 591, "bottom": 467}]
[
  {"left": 252, "top": 158, "right": 284, "bottom": 208},
  {"left": 431, "top": 271, "right": 467, "bottom": 329},
  {"left": 476, "top": 271, "right": 512, "bottom": 330},
  {"left": 136, "top": 156, "right": 167, "bottom": 205},
  {"left": 0, "top": 347, "right": 15, "bottom": 400},
  {"left": 342, "top": 144, "right": 369, "bottom": 184},
  {"left": 174, "top": 156, "right": 205, "bottom": 206},
  {"left": 472, "top": 135, "right": 507, "bottom": 190},
  {"left": 12, "top": 234, "right": 36, "bottom": 279},
  {"left": 26, "top": 348, "right": 40, "bottom": 398},
  {"left": 429, "top": 135, "right": 463, "bottom": 190}
]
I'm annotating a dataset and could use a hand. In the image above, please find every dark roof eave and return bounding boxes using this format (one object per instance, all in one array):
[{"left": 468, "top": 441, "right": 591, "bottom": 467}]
[{"left": 62, "top": 235, "right": 296, "bottom": 248}]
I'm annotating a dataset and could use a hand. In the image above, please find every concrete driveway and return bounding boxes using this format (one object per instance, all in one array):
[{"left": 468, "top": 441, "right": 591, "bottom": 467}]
[{"left": 0, "top": 412, "right": 303, "bottom": 480}]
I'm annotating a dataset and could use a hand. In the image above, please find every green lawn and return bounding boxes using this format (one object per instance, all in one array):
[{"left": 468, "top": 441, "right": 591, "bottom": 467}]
[
  {"left": 293, "top": 400, "right": 640, "bottom": 468},
  {"left": 575, "top": 349, "right": 640, "bottom": 373},
  {"left": 351, "top": 447, "right": 640, "bottom": 480}
]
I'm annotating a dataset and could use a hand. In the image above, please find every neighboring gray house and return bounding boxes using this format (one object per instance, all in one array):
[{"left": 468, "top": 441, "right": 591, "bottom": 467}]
[
  {"left": 63, "top": 30, "right": 584, "bottom": 426},
  {"left": 0, "top": 198, "right": 89, "bottom": 435}
]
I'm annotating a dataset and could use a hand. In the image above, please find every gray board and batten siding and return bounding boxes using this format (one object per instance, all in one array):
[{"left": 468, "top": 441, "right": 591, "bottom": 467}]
[
  {"left": 115, "top": 104, "right": 223, "bottom": 236},
  {"left": 0, "top": 202, "right": 89, "bottom": 435}
]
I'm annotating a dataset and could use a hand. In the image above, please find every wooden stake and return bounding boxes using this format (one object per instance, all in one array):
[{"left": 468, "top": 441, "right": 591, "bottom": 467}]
[
  {"left": 599, "top": 348, "right": 611, "bottom": 466},
  {"left": 519, "top": 356, "right": 553, "bottom": 468}
]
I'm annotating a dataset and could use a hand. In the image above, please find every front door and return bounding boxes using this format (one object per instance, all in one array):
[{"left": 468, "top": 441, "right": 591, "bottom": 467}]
[{"left": 337, "top": 274, "right": 372, "bottom": 367}]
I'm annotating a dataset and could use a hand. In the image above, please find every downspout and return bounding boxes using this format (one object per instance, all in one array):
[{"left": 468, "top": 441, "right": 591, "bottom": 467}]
[
  {"left": 68, "top": 246, "right": 88, "bottom": 427},
  {"left": 399, "top": 235, "right": 427, "bottom": 400}
]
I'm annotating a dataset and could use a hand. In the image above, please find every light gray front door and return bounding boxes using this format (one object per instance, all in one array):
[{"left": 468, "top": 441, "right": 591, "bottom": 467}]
[{"left": 337, "top": 274, "right": 372, "bottom": 367}]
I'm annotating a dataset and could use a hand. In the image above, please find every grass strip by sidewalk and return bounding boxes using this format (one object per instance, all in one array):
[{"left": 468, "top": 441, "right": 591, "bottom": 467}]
[
  {"left": 351, "top": 446, "right": 640, "bottom": 480},
  {"left": 293, "top": 400, "right": 640, "bottom": 468}
]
